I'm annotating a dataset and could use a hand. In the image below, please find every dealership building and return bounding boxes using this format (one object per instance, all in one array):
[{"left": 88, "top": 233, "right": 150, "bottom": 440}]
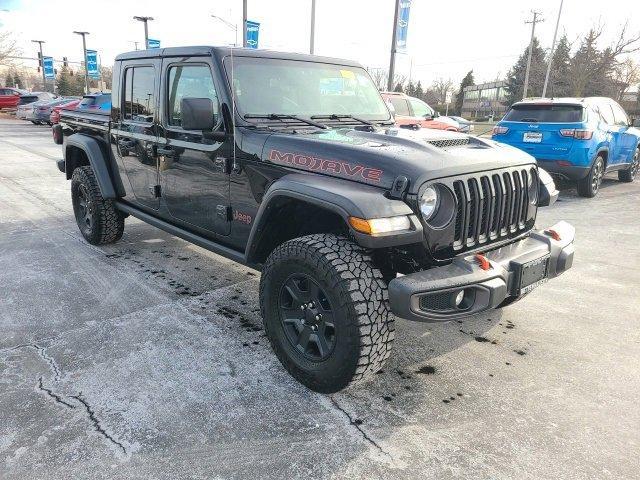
[{"left": 461, "top": 80, "right": 508, "bottom": 119}]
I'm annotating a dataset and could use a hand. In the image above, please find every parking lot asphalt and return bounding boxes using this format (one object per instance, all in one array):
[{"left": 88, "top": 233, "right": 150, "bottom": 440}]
[{"left": 1, "top": 117, "right": 639, "bottom": 479}]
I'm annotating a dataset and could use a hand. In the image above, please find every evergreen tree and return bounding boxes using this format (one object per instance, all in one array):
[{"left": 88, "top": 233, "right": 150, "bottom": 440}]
[
  {"left": 406, "top": 81, "right": 415, "bottom": 97},
  {"left": 454, "top": 70, "right": 474, "bottom": 115},
  {"left": 4, "top": 71, "right": 12, "bottom": 87},
  {"left": 13, "top": 72, "right": 23, "bottom": 89},
  {"left": 394, "top": 82, "right": 404, "bottom": 93},
  {"left": 56, "top": 66, "right": 85, "bottom": 96},
  {"left": 505, "top": 37, "right": 547, "bottom": 106},
  {"left": 414, "top": 80, "right": 424, "bottom": 100},
  {"left": 547, "top": 34, "right": 571, "bottom": 97}
]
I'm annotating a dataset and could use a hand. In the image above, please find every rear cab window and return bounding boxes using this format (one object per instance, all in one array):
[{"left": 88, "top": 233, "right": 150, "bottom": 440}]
[
  {"left": 123, "top": 66, "right": 156, "bottom": 122},
  {"left": 504, "top": 104, "right": 585, "bottom": 123}
]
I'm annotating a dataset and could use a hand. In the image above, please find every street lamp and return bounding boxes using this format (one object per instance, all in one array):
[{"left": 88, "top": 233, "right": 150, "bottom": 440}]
[
  {"left": 133, "top": 16, "right": 154, "bottom": 49},
  {"left": 73, "top": 31, "right": 90, "bottom": 94},
  {"left": 211, "top": 15, "right": 238, "bottom": 46},
  {"left": 31, "top": 40, "right": 47, "bottom": 92}
]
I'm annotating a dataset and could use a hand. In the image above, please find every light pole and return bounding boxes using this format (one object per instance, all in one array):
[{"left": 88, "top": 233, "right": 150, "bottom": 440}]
[
  {"left": 31, "top": 40, "right": 47, "bottom": 92},
  {"left": 387, "top": 0, "right": 401, "bottom": 91},
  {"left": 523, "top": 10, "right": 544, "bottom": 100},
  {"left": 310, "top": 0, "right": 316, "bottom": 54},
  {"left": 133, "top": 16, "right": 154, "bottom": 49},
  {"left": 542, "top": 0, "right": 564, "bottom": 98},
  {"left": 211, "top": 15, "right": 238, "bottom": 46},
  {"left": 73, "top": 31, "right": 90, "bottom": 94},
  {"left": 242, "top": 0, "right": 248, "bottom": 48}
]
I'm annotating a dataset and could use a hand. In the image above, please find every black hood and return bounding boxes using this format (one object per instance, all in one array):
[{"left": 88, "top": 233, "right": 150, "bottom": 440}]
[{"left": 259, "top": 126, "right": 536, "bottom": 193}]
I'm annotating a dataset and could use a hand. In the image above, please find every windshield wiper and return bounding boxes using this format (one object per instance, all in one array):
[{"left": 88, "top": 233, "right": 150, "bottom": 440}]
[
  {"left": 244, "top": 113, "right": 328, "bottom": 129},
  {"left": 310, "top": 114, "right": 377, "bottom": 127}
]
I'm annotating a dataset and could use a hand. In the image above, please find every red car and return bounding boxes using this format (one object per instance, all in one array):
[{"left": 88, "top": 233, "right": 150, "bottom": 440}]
[
  {"left": 0, "top": 87, "right": 25, "bottom": 110},
  {"left": 381, "top": 92, "right": 460, "bottom": 132},
  {"left": 49, "top": 99, "right": 81, "bottom": 124}
]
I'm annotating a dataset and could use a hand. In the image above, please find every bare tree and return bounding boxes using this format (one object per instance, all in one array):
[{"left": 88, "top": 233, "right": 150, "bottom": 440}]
[
  {"left": 368, "top": 68, "right": 388, "bottom": 91},
  {"left": 430, "top": 77, "right": 455, "bottom": 104},
  {"left": 0, "top": 31, "right": 19, "bottom": 66},
  {"left": 614, "top": 58, "right": 640, "bottom": 101}
]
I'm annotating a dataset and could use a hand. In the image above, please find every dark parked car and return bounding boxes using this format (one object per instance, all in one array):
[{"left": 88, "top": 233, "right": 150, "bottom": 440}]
[
  {"left": 27, "top": 98, "right": 77, "bottom": 125},
  {"left": 18, "top": 91, "right": 56, "bottom": 106},
  {"left": 54, "top": 46, "right": 574, "bottom": 393}
]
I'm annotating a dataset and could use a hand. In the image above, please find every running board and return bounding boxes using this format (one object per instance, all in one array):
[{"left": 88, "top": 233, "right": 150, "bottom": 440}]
[{"left": 114, "top": 201, "right": 252, "bottom": 268}]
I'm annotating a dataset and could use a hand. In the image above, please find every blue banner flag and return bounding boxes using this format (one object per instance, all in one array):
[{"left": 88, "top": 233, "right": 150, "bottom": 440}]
[
  {"left": 86, "top": 50, "right": 100, "bottom": 79},
  {"left": 43, "top": 56, "right": 55, "bottom": 79},
  {"left": 147, "top": 38, "right": 160, "bottom": 49},
  {"left": 396, "top": 0, "right": 412, "bottom": 52},
  {"left": 246, "top": 20, "right": 260, "bottom": 49}
]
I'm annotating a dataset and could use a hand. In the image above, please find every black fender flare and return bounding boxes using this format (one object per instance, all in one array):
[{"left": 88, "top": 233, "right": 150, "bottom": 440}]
[
  {"left": 64, "top": 134, "right": 121, "bottom": 198},
  {"left": 245, "top": 173, "right": 423, "bottom": 263}
]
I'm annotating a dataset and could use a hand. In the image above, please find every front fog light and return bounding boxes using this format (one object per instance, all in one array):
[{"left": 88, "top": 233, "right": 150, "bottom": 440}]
[
  {"left": 419, "top": 186, "right": 439, "bottom": 220},
  {"left": 454, "top": 290, "right": 465, "bottom": 307}
]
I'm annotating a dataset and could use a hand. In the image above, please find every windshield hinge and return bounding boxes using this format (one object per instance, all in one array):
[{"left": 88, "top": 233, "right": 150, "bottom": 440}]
[{"left": 388, "top": 175, "right": 409, "bottom": 199}]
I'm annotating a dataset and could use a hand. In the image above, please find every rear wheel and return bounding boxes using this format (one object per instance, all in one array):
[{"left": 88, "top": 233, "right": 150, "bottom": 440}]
[
  {"left": 618, "top": 148, "right": 639, "bottom": 183},
  {"left": 577, "top": 155, "right": 604, "bottom": 198},
  {"left": 71, "top": 166, "right": 125, "bottom": 245},
  {"left": 260, "top": 234, "right": 395, "bottom": 393}
]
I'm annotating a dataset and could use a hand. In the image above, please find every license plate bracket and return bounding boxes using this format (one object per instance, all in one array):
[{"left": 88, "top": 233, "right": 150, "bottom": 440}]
[
  {"left": 523, "top": 132, "right": 543, "bottom": 143},
  {"left": 516, "top": 254, "right": 550, "bottom": 295}
]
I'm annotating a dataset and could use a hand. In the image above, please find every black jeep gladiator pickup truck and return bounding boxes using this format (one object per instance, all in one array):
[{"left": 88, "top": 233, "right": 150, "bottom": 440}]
[{"left": 54, "top": 46, "right": 574, "bottom": 393}]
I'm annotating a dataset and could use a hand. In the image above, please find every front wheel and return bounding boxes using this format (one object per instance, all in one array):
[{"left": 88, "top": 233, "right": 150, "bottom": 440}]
[
  {"left": 259, "top": 234, "right": 395, "bottom": 393},
  {"left": 618, "top": 148, "right": 639, "bottom": 183},
  {"left": 577, "top": 155, "right": 604, "bottom": 198}
]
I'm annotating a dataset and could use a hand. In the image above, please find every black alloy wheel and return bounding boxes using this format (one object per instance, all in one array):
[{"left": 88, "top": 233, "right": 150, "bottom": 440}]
[{"left": 279, "top": 274, "right": 336, "bottom": 362}]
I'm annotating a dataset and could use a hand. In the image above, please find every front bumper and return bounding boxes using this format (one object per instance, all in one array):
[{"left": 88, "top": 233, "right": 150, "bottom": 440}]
[{"left": 388, "top": 221, "right": 575, "bottom": 322}]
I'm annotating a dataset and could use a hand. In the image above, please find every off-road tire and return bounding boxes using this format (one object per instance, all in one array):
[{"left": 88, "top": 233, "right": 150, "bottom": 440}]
[
  {"left": 618, "top": 148, "right": 639, "bottom": 183},
  {"left": 260, "top": 234, "right": 395, "bottom": 393},
  {"left": 577, "top": 155, "right": 604, "bottom": 198},
  {"left": 71, "top": 166, "right": 125, "bottom": 245}
]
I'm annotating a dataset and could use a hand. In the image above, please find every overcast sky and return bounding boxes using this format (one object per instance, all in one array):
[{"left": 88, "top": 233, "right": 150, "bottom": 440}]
[{"left": 1, "top": 0, "right": 639, "bottom": 86}]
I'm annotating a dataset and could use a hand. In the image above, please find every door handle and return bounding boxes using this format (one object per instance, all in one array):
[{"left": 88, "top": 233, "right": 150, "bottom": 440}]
[{"left": 118, "top": 139, "right": 135, "bottom": 149}]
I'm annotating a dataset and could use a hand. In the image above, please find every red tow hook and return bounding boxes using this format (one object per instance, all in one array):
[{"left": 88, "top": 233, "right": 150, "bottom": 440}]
[
  {"left": 545, "top": 229, "right": 561, "bottom": 241},
  {"left": 474, "top": 254, "right": 491, "bottom": 271}
]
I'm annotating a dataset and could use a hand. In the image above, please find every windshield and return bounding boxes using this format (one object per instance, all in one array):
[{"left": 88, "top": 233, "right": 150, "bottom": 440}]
[
  {"left": 224, "top": 56, "right": 391, "bottom": 122},
  {"left": 503, "top": 104, "right": 584, "bottom": 123}
]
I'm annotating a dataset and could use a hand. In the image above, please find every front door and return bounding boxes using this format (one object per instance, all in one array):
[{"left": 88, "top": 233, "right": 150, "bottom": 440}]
[
  {"left": 114, "top": 61, "right": 160, "bottom": 209},
  {"left": 158, "top": 60, "right": 231, "bottom": 235}
]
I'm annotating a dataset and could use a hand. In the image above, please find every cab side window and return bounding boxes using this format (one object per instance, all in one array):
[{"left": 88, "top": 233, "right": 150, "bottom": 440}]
[
  {"left": 610, "top": 102, "right": 629, "bottom": 127},
  {"left": 167, "top": 64, "right": 219, "bottom": 128},
  {"left": 388, "top": 97, "right": 410, "bottom": 116},
  {"left": 409, "top": 98, "right": 434, "bottom": 117},
  {"left": 123, "top": 66, "right": 156, "bottom": 122}
]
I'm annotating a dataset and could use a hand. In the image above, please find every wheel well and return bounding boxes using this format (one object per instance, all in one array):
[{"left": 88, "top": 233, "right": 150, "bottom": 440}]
[
  {"left": 250, "top": 198, "right": 349, "bottom": 265},
  {"left": 597, "top": 149, "right": 608, "bottom": 167},
  {"left": 64, "top": 145, "right": 90, "bottom": 179}
]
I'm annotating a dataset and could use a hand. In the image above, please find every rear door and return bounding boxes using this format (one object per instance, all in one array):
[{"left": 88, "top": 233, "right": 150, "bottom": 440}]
[
  {"left": 497, "top": 104, "right": 584, "bottom": 160},
  {"left": 157, "top": 57, "right": 231, "bottom": 235},
  {"left": 609, "top": 100, "right": 636, "bottom": 164},
  {"left": 113, "top": 60, "right": 161, "bottom": 210}
]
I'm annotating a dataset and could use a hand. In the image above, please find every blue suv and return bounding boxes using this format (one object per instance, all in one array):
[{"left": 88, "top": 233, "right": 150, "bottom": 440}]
[{"left": 492, "top": 97, "right": 640, "bottom": 197}]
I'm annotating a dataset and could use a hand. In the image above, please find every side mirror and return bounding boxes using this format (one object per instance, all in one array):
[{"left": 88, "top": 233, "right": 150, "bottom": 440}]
[
  {"left": 632, "top": 118, "right": 640, "bottom": 128},
  {"left": 433, "top": 111, "right": 440, "bottom": 118},
  {"left": 181, "top": 97, "right": 215, "bottom": 131},
  {"left": 423, "top": 114, "right": 434, "bottom": 121}
]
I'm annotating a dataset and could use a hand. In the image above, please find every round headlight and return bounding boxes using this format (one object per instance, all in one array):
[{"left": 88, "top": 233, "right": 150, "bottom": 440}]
[
  {"left": 528, "top": 169, "right": 539, "bottom": 205},
  {"left": 419, "top": 186, "right": 439, "bottom": 221}
]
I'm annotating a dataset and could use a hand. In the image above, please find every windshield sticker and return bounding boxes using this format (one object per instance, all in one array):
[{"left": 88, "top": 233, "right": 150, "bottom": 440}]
[
  {"left": 268, "top": 149, "right": 382, "bottom": 183},
  {"left": 340, "top": 69, "right": 355, "bottom": 79}
]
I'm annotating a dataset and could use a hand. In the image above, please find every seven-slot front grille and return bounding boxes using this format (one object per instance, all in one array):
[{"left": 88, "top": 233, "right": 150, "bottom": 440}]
[{"left": 452, "top": 168, "right": 534, "bottom": 250}]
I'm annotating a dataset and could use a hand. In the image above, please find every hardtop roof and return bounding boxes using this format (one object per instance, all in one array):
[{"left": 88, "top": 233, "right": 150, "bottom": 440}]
[{"left": 115, "top": 46, "right": 363, "bottom": 68}]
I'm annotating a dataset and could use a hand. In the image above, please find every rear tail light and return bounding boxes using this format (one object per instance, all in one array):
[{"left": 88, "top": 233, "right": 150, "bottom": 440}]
[
  {"left": 492, "top": 126, "right": 509, "bottom": 135},
  {"left": 559, "top": 129, "right": 593, "bottom": 140}
]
